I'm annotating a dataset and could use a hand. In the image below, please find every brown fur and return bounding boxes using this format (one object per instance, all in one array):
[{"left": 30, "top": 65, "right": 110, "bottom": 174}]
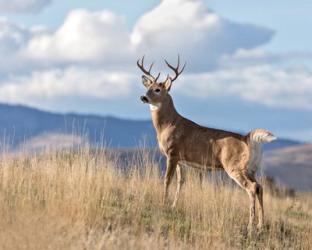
[{"left": 138, "top": 57, "right": 276, "bottom": 233}]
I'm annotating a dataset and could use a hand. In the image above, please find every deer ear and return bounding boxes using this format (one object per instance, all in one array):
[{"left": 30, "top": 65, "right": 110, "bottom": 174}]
[
  {"left": 142, "top": 76, "right": 153, "bottom": 88},
  {"left": 164, "top": 77, "right": 172, "bottom": 91}
]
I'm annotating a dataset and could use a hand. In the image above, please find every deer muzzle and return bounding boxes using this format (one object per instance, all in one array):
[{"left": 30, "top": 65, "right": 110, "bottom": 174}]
[{"left": 140, "top": 96, "right": 149, "bottom": 103}]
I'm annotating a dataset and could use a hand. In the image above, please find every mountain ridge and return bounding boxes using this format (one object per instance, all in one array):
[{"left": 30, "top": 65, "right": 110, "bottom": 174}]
[{"left": 0, "top": 102, "right": 302, "bottom": 151}]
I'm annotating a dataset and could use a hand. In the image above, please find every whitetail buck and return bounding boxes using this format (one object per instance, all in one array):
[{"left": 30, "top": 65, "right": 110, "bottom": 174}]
[{"left": 137, "top": 56, "right": 276, "bottom": 232}]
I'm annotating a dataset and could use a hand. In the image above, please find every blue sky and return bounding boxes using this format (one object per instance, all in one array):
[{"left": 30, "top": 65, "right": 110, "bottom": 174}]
[{"left": 0, "top": 0, "right": 311, "bottom": 141}]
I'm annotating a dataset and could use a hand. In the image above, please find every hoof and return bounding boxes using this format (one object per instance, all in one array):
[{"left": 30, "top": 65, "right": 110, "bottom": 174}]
[
  {"left": 162, "top": 198, "right": 168, "bottom": 206},
  {"left": 257, "top": 223, "right": 264, "bottom": 235},
  {"left": 247, "top": 224, "right": 256, "bottom": 237},
  {"left": 257, "top": 223, "right": 263, "bottom": 230}
]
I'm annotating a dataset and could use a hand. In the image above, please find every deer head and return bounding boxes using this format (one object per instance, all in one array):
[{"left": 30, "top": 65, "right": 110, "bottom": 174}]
[{"left": 138, "top": 55, "right": 186, "bottom": 109}]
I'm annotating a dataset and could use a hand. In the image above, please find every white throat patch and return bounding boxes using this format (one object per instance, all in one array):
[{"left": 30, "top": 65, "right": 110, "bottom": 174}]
[{"left": 149, "top": 103, "right": 161, "bottom": 111}]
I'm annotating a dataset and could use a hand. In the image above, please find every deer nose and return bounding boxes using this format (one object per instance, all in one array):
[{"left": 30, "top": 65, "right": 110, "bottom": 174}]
[{"left": 140, "top": 96, "right": 149, "bottom": 103}]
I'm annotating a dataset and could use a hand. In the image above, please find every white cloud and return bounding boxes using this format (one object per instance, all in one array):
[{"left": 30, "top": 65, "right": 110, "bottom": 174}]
[
  {"left": 0, "top": 9, "right": 135, "bottom": 73},
  {"left": 21, "top": 0, "right": 273, "bottom": 71},
  {"left": 26, "top": 9, "right": 134, "bottom": 65},
  {"left": 1, "top": 63, "right": 311, "bottom": 112},
  {"left": 0, "top": 18, "right": 29, "bottom": 53},
  {"left": 132, "top": 0, "right": 274, "bottom": 71},
  {"left": 0, "top": 0, "right": 51, "bottom": 13},
  {"left": 0, "top": 0, "right": 275, "bottom": 76},
  {"left": 0, "top": 18, "right": 31, "bottom": 73},
  {"left": 0, "top": 0, "right": 310, "bottom": 114},
  {"left": 220, "top": 48, "right": 312, "bottom": 69},
  {"left": 0, "top": 67, "right": 134, "bottom": 107},
  {"left": 176, "top": 65, "right": 312, "bottom": 110}
]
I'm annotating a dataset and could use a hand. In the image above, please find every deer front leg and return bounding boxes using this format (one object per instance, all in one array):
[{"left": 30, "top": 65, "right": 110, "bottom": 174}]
[
  {"left": 163, "top": 157, "right": 177, "bottom": 205},
  {"left": 172, "top": 164, "right": 184, "bottom": 208}
]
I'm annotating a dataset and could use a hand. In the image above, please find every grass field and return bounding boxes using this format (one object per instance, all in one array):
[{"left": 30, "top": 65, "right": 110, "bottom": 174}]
[{"left": 0, "top": 148, "right": 311, "bottom": 249}]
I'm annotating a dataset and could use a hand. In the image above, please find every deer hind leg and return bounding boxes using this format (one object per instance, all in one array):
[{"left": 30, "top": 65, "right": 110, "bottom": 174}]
[
  {"left": 228, "top": 171, "right": 258, "bottom": 233},
  {"left": 163, "top": 158, "right": 177, "bottom": 205},
  {"left": 249, "top": 173, "right": 264, "bottom": 230},
  {"left": 172, "top": 164, "right": 184, "bottom": 208},
  {"left": 255, "top": 182, "right": 264, "bottom": 230}
]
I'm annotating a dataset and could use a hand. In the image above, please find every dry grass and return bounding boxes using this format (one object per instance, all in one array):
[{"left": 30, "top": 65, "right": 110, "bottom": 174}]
[{"left": 0, "top": 148, "right": 311, "bottom": 250}]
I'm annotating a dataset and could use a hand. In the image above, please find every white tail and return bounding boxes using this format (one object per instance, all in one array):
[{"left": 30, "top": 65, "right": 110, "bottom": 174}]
[{"left": 249, "top": 129, "right": 277, "bottom": 143}]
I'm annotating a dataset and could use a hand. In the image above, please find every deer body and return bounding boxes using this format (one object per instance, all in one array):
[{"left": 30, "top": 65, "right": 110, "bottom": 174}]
[
  {"left": 137, "top": 56, "right": 276, "bottom": 233},
  {"left": 152, "top": 96, "right": 248, "bottom": 169}
]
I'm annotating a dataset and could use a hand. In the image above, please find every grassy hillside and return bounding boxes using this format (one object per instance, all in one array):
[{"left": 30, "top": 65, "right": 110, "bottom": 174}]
[{"left": 0, "top": 149, "right": 311, "bottom": 249}]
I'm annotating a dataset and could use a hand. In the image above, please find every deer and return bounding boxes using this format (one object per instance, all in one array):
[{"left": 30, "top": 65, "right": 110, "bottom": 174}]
[{"left": 137, "top": 55, "right": 277, "bottom": 233}]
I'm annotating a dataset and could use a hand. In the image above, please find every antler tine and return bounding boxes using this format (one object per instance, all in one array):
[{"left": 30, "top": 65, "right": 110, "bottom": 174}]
[
  {"left": 180, "top": 62, "right": 186, "bottom": 74},
  {"left": 148, "top": 62, "right": 154, "bottom": 73},
  {"left": 164, "top": 54, "right": 186, "bottom": 82},
  {"left": 155, "top": 72, "right": 161, "bottom": 82},
  {"left": 137, "top": 56, "right": 160, "bottom": 82},
  {"left": 177, "top": 54, "right": 187, "bottom": 74}
]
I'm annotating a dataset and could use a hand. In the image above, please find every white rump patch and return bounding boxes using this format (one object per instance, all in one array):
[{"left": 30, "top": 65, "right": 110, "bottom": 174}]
[{"left": 149, "top": 103, "right": 161, "bottom": 111}]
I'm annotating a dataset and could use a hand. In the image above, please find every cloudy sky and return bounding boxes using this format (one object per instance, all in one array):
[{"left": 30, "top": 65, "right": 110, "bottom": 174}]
[{"left": 0, "top": 0, "right": 311, "bottom": 141}]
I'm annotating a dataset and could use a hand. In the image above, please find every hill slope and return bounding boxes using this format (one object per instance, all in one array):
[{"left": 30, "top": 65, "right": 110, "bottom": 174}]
[
  {"left": 263, "top": 144, "right": 312, "bottom": 191},
  {"left": 0, "top": 150, "right": 311, "bottom": 249}
]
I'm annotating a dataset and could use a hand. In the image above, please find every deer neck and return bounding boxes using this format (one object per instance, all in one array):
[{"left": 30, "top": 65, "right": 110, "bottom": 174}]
[{"left": 150, "top": 95, "right": 179, "bottom": 133}]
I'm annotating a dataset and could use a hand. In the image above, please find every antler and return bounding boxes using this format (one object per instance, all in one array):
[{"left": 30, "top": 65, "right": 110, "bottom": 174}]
[
  {"left": 164, "top": 55, "right": 186, "bottom": 82},
  {"left": 137, "top": 56, "right": 160, "bottom": 82}
]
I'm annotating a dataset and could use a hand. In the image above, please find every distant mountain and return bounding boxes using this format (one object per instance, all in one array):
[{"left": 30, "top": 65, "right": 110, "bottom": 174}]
[
  {"left": 17, "top": 133, "right": 89, "bottom": 153},
  {"left": 0, "top": 103, "right": 156, "bottom": 149},
  {"left": 0, "top": 103, "right": 302, "bottom": 151},
  {"left": 262, "top": 138, "right": 302, "bottom": 152},
  {"left": 263, "top": 144, "right": 312, "bottom": 191}
]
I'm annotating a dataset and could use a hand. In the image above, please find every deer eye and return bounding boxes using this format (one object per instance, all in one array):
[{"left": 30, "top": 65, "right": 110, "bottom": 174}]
[{"left": 155, "top": 89, "right": 161, "bottom": 93}]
